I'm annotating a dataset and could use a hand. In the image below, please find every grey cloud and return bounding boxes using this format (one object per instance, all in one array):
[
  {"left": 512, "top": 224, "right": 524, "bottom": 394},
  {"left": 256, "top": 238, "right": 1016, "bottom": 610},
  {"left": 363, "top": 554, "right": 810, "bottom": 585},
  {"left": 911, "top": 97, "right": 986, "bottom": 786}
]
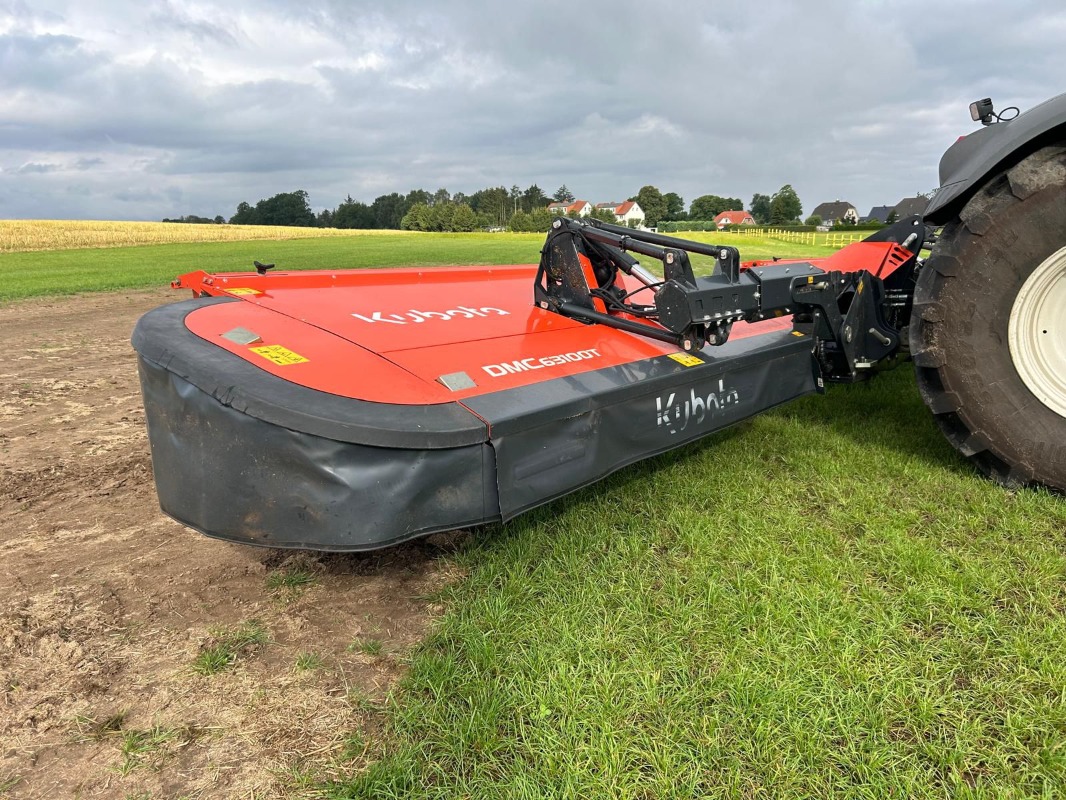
[
  {"left": 147, "top": 1, "right": 239, "bottom": 47},
  {"left": 1, "top": 0, "right": 1065, "bottom": 221},
  {"left": 15, "top": 162, "right": 61, "bottom": 174}
]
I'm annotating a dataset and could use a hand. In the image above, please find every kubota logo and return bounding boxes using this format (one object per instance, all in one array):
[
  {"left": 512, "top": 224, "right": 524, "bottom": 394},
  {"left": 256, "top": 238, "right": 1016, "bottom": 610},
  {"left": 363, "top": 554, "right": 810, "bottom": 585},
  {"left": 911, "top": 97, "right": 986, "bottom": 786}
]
[
  {"left": 351, "top": 307, "right": 509, "bottom": 324},
  {"left": 656, "top": 379, "right": 740, "bottom": 435}
]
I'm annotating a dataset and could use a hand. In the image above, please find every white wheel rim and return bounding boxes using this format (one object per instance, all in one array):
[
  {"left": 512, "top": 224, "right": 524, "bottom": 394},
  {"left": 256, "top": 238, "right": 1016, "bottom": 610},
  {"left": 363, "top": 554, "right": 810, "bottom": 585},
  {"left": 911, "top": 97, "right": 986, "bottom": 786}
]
[{"left": 1009, "top": 246, "right": 1066, "bottom": 418}]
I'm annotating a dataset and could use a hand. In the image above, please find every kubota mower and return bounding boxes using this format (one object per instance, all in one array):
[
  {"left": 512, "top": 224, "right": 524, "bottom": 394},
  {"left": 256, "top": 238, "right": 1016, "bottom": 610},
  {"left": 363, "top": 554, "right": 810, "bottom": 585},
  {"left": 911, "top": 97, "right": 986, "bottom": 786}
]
[{"left": 133, "top": 94, "right": 1066, "bottom": 551}]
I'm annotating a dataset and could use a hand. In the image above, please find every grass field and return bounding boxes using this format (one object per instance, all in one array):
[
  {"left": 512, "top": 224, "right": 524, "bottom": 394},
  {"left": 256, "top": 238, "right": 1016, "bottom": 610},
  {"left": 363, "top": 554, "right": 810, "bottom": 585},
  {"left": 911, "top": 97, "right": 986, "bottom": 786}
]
[
  {"left": 0, "top": 225, "right": 840, "bottom": 302},
  {"left": 5, "top": 223, "right": 1063, "bottom": 797},
  {"left": 324, "top": 368, "right": 1066, "bottom": 798}
]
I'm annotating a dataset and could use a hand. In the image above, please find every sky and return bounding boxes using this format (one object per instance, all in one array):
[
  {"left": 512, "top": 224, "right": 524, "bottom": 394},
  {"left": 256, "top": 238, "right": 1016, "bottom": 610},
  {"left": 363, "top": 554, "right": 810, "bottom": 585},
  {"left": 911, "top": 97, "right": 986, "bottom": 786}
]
[{"left": 2, "top": 0, "right": 1065, "bottom": 222}]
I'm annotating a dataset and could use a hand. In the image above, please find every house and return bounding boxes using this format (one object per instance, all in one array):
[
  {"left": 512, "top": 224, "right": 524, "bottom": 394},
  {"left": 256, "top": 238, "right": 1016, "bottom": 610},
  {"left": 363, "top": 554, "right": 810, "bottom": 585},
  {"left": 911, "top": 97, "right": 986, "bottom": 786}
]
[
  {"left": 862, "top": 205, "right": 894, "bottom": 224},
  {"left": 611, "top": 201, "right": 643, "bottom": 226},
  {"left": 811, "top": 201, "right": 859, "bottom": 226},
  {"left": 714, "top": 210, "right": 756, "bottom": 229},
  {"left": 892, "top": 195, "right": 930, "bottom": 219},
  {"left": 594, "top": 201, "right": 644, "bottom": 226},
  {"left": 548, "top": 200, "right": 592, "bottom": 216}
]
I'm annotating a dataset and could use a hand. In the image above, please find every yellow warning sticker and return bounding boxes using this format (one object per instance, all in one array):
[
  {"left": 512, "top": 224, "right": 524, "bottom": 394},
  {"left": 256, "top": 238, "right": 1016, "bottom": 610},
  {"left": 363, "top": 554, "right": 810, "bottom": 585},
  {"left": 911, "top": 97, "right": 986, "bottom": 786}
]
[
  {"left": 791, "top": 331, "right": 806, "bottom": 336},
  {"left": 250, "top": 345, "right": 309, "bottom": 365},
  {"left": 225, "top": 287, "right": 263, "bottom": 296},
  {"left": 668, "top": 353, "right": 704, "bottom": 367}
]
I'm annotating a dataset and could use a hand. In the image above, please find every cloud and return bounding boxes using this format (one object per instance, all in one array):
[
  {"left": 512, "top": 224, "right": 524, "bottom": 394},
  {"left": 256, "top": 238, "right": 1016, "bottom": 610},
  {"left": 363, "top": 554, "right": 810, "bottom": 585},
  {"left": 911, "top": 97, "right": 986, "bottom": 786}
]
[
  {"left": 1, "top": 0, "right": 1065, "bottom": 220},
  {"left": 15, "top": 162, "right": 61, "bottom": 174}
]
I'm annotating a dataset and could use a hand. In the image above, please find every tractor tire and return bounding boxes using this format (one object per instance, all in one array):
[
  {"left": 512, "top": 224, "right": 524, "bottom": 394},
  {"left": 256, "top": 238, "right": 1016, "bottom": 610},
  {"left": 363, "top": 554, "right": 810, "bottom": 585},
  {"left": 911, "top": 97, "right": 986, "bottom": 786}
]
[{"left": 911, "top": 145, "right": 1066, "bottom": 492}]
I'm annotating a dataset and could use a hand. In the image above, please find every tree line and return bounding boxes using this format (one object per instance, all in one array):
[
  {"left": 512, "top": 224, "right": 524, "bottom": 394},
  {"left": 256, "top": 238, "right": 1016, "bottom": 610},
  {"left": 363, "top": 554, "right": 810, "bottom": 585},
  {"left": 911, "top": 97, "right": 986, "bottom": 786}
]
[{"left": 174, "top": 182, "right": 806, "bottom": 232}]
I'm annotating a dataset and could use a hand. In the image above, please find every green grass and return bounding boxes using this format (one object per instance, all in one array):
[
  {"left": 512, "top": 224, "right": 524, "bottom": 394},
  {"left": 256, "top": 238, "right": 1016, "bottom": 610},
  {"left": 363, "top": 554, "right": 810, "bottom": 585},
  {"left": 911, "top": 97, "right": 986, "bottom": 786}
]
[
  {"left": 0, "top": 231, "right": 836, "bottom": 302},
  {"left": 324, "top": 367, "right": 1066, "bottom": 798},
  {"left": 295, "top": 652, "right": 326, "bottom": 672},
  {"left": 191, "top": 619, "right": 269, "bottom": 676},
  {"left": 0, "top": 774, "right": 21, "bottom": 794},
  {"left": 349, "top": 637, "right": 384, "bottom": 657},
  {"left": 266, "top": 567, "right": 317, "bottom": 600},
  {"left": 117, "top": 725, "right": 182, "bottom": 775}
]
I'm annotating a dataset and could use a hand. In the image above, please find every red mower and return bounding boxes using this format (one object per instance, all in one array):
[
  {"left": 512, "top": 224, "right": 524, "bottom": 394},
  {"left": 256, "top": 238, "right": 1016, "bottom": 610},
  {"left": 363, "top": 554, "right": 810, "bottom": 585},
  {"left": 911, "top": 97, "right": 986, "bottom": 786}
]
[{"left": 133, "top": 94, "right": 1066, "bottom": 550}]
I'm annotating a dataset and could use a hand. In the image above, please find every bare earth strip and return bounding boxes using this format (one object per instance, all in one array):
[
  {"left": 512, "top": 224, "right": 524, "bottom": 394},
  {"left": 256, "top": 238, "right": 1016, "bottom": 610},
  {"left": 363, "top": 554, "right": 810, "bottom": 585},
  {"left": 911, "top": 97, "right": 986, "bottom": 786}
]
[{"left": 0, "top": 290, "right": 457, "bottom": 798}]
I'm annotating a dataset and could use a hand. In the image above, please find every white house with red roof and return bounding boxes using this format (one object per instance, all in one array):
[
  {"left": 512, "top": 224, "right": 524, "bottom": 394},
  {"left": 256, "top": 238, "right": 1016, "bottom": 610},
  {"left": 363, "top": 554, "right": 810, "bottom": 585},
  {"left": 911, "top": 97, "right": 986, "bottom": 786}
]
[
  {"left": 595, "top": 201, "right": 644, "bottom": 226},
  {"left": 714, "top": 210, "right": 756, "bottom": 229},
  {"left": 548, "top": 200, "right": 593, "bottom": 216}
]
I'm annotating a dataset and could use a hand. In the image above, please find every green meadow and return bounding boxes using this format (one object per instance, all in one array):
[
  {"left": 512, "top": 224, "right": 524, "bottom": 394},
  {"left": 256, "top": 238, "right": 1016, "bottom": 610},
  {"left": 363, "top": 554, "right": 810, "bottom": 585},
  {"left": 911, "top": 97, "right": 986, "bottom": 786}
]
[
  {"left": 0, "top": 230, "right": 837, "bottom": 302},
  {"left": 324, "top": 364, "right": 1066, "bottom": 798}
]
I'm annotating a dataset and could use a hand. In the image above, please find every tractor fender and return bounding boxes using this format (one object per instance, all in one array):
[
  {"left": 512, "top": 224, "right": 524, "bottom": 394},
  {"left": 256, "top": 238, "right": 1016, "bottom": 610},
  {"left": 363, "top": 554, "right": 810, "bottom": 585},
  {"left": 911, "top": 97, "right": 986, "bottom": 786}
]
[{"left": 925, "top": 91, "right": 1066, "bottom": 224}]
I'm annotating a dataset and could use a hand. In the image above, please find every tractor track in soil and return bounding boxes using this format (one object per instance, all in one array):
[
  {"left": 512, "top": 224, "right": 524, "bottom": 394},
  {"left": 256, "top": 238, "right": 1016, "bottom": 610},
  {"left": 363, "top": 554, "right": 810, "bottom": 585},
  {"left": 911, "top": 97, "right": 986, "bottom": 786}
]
[{"left": 0, "top": 289, "right": 461, "bottom": 798}]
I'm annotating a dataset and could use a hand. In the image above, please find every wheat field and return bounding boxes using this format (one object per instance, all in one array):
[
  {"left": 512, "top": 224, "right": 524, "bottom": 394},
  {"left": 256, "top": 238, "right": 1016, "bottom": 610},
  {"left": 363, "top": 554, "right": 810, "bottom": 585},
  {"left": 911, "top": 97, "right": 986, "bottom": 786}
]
[{"left": 0, "top": 220, "right": 414, "bottom": 253}]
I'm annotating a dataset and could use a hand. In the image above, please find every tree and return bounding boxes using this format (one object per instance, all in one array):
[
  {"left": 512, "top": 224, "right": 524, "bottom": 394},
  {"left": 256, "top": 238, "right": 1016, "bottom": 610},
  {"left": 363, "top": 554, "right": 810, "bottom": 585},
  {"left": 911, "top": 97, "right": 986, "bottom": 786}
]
[
  {"left": 588, "top": 207, "right": 616, "bottom": 224},
  {"left": 162, "top": 214, "right": 219, "bottom": 224},
  {"left": 401, "top": 201, "right": 478, "bottom": 232},
  {"left": 689, "top": 194, "right": 742, "bottom": 221},
  {"left": 522, "top": 184, "right": 549, "bottom": 211},
  {"left": 451, "top": 203, "right": 478, "bottom": 231},
  {"left": 230, "top": 201, "right": 257, "bottom": 225},
  {"left": 401, "top": 203, "right": 431, "bottom": 231},
  {"left": 553, "top": 185, "right": 575, "bottom": 203},
  {"left": 632, "top": 185, "right": 666, "bottom": 227},
  {"left": 750, "top": 193, "right": 772, "bottom": 225},
  {"left": 769, "top": 185, "right": 802, "bottom": 225},
  {"left": 431, "top": 188, "right": 451, "bottom": 206},
  {"left": 406, "top": 189, "right": 432, "bottom": 207},
  {"left": 229, "top": 190, "right": 315, "bottom": 227},
  {"left": 509, "top": 207, "right": 555, "bottom": 232},
  {"left": 333, "top": 195, "right": 375, "bottom": 228},
  {"left": 265, "top": 190, "right": 316, "bottom": 226},
  {"left": 663, "top": 192, "right": 685, "bottom": 221},
  {"left": 886, "top": 209, "right": 899, "bottom": 224},
  {"left": 371, "top": 193, "right": 409, "bottom": 228},
  {"left": 469, "top": 186, "right": 510, "bottom": 227},
  {"left": 804, "top": 214, "right": 822, "bottom": 227}
]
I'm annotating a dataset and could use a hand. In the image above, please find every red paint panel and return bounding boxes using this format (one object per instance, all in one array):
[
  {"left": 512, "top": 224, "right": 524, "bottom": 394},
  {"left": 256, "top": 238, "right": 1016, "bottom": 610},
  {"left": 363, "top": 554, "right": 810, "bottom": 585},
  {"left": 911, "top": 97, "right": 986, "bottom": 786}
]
[
  {"left": 184, "top": 301, "right": 451, "bottom": 405},
  {"left": 178, "top": 265, "right": 798, "bottom": 404}
]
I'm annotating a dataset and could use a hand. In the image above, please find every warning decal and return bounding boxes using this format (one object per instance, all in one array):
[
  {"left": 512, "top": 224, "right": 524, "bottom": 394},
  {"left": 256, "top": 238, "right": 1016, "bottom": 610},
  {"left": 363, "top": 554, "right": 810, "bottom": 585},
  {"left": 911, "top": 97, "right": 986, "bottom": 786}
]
[
  {"left": 225, "top": 287, "right": 263, "bottom": 296},
  {"left": 668, "top": 353, "right": 704, "bottom": 367},
  {"left": 250, "top": 345, "right": 309, "bottom": 365}
]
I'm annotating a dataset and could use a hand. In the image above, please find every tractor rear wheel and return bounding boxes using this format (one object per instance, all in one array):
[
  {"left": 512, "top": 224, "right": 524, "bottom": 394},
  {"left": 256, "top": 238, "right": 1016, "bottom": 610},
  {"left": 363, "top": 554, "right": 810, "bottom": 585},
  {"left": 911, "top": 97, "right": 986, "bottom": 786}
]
[{"left": 911, "top": 145, "right": 1066, "bottom": 491}]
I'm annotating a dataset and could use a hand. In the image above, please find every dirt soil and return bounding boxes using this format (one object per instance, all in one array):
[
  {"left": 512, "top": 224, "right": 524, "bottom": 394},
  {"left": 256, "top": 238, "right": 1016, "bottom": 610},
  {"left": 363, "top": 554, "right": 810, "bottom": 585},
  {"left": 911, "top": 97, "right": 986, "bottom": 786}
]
[{"left": 0, "top": 289, "right": 464, "bottom": 799}]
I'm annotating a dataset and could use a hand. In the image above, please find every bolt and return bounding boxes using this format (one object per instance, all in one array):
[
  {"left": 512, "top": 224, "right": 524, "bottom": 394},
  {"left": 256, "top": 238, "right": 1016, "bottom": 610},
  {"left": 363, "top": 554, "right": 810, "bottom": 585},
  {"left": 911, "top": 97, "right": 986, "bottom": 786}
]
[
  {"left": 666, "top": 253, "right": 675, "bottom": 264},
  {"left": 845, "top": 325, "right": 853, "bottom": 342}
]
